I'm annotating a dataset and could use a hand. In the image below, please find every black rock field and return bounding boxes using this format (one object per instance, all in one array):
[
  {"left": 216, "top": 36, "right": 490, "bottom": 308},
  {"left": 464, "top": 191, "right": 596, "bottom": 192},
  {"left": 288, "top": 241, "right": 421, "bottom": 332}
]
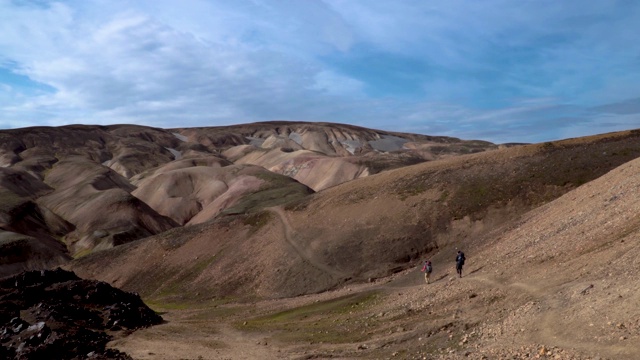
[{"left": 0, "top": 268, "right": 163, "bottom": 359}]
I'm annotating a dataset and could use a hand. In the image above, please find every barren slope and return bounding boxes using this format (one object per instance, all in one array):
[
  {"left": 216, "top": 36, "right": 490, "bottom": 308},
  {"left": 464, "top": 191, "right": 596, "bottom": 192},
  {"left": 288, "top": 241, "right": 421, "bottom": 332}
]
[
  {"left": 0, "top": 121, "right": 495, "bottom": 267},
  {"left": 177, "top": 121, "right": 497, "bottom": 190},
  {"left": 4, "top": 123, "right": 640, "bottom": 358},
  {"left": 71, "top": 138, "right": 640, "bottom": 359},
  {"left": 70, "top": 129, "right": 640, "bottom": 300},
  {"left": 132, "top": 160, "right": 313, "bottom": 225}
]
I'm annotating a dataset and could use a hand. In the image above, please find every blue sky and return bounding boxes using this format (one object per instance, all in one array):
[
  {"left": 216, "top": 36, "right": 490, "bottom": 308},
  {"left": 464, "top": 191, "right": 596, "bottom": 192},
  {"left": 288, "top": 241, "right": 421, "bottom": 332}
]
[{"left": 1, "top": 0, "right": 639, "bottom": 143}]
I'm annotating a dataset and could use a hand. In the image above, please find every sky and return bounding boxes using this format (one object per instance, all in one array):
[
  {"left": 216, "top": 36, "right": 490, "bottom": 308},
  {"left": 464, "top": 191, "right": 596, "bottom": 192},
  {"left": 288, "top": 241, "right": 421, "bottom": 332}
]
[{"left": 1, "top": 0, "right": 639, "bottom": 144}]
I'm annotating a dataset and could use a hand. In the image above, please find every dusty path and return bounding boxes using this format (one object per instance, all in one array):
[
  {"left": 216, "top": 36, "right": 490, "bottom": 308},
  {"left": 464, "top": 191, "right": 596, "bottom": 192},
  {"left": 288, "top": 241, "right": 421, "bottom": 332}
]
[
  {"left": 108, "top": 307, "right": 286, "bottom": 360},
  {"left": 109, "top": 266, "right": 639, "bottom": 360},
  {"left": 270, "top": 206, "right": 346, "bottom": 279},
  {"left": 469, "top": 274, "right": 638, "bottom": 359}
]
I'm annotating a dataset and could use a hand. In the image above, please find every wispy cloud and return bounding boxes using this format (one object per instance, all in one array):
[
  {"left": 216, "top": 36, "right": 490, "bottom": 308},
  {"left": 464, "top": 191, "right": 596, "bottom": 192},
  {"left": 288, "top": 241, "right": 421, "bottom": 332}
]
[{"left": 0, "top": 0, "right": 639, "bottom": 143}]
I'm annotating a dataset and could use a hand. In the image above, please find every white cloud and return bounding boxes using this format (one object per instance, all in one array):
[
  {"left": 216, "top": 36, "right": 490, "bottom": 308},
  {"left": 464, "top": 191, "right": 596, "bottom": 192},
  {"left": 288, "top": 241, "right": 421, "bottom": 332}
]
[{"left": 0, "top": 0, "right": 638, "bottom": 143}]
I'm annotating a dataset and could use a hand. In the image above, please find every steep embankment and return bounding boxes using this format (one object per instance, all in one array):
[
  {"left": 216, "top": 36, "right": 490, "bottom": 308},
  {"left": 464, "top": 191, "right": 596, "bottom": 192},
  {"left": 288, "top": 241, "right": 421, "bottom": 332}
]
[{"left": 463, "top": 153, "right": 640, "bottom": 358}]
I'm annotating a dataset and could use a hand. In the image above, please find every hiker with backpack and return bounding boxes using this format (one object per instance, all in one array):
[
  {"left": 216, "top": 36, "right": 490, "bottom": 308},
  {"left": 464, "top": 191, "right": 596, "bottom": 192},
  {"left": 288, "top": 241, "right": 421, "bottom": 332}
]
[
  {"left": 456, "top": 250, "right": 466, "bottom": 278},
  {"left": 420, "top": 259, "right": 433, "bottom": 284}
]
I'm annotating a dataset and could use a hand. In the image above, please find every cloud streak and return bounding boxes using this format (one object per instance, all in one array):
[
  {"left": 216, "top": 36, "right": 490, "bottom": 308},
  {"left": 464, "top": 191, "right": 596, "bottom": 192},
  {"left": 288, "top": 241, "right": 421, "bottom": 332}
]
[{"left": 0, "top": 0, "right": 639, "bottom": 142}]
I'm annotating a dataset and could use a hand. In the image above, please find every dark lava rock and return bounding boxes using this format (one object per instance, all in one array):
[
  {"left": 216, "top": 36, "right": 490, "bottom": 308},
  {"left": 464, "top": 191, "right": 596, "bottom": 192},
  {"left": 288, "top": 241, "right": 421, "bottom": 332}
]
[{"left": 0, "top": 268, "right": 162, "bottom": 359}]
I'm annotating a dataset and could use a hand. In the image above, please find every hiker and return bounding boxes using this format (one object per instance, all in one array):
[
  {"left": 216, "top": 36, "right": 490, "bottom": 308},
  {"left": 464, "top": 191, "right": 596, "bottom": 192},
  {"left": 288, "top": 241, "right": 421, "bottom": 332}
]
[
  {"left": 420, "top": 260, "right": 433, "bottom": 284},
  {"left": 455, "top": 250, "right": 466, "bottom": 278}
]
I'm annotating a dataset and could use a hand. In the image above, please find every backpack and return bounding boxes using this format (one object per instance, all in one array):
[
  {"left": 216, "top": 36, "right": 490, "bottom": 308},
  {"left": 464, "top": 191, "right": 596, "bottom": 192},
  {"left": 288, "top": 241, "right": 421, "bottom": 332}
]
[
  {"left": 426, "top": 263, "right": 433, "bottom": 273},
  {"left": 457, "top": 253, "right": 465, "bottom": 265}
]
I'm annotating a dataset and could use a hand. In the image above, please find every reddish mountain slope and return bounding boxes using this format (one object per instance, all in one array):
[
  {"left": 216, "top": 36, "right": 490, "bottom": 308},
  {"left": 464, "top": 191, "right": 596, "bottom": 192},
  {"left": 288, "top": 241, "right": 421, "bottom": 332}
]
[{"left": 3, "top": 121, "right": 488, "bottom": 271}]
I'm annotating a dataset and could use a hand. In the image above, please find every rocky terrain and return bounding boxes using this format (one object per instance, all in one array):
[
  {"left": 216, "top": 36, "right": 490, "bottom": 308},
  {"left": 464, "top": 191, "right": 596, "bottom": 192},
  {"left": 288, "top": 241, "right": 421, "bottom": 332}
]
[
  {"left": 1, "top": 122, "right": 640, "bottom": 359},
  {"left": 0, "top": 268, "right": 162, "bottom": 359}
]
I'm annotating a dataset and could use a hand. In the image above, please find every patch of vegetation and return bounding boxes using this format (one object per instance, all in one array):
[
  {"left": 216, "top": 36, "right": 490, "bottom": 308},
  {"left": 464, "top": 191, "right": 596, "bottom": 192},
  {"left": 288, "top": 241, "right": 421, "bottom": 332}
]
[
  {"left": 392, "top": 172, "right": 439, "bottom": 201},
  {"left": 151, "top": 255, "right": 219, "bottom": 303},
  {"left": 0, "top": 191, "right": 27, "bottom": 213},
  {"left": 458, "top": 134, "right": 640, "bottom": 219},
  {"left": 398, "top": 182, "right": 428, "bottom": 201},
  {"left": 541, "top": 141, "right": 555, "bottom": 151},
  {"left": 238, "top": 291, "right": 380, "bottom": 344},
  {"left": 144, "top": 298, "right": 240, "bottom": 318},
  {"left": 390, "top": 131, "right": 640, "bottom": 226},
  {"left": 72, "top": 248, "right": 93, "bottom": 259},
  {"left": 144, "top": 300, "right": 192, "bottom": 311},
  {"left": 253, "top": 170, "right": 298, "bottom": 188},
  {"left": 242, "top": 211, "right": 272, "bottom": 233},
  {"left": 431, "top": 143, "right": 495, "bottom": 155},
  {"left": 357, "top": 153, "right": 426, "bottom": 175},
  {"left": 283, "top": 196, "right": 312, "bottom": 211},
  {"left": 219, "top": 174, "right": 313, "bottom": 216},
  {"left": 437, "top": 190, "right": 450, "bottom": 203}
]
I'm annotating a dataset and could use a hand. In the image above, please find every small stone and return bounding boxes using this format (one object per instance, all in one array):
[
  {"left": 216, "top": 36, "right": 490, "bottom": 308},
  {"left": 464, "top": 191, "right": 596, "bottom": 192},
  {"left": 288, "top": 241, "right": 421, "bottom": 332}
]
[{"left": 539, "top": 346, "right": 547, "bottom": 355}]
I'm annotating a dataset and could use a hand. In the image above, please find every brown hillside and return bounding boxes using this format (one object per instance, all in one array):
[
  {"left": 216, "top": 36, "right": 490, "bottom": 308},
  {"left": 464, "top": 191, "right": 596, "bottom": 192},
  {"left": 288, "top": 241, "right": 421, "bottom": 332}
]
[
  {"left": 70, "top": 129, "right": 640, "bottom": 299},
  {"left": 132, "top": 161, "right": 313, "bottom": 225},
  {"left": 177, "top": 121, "right": 496, "bottom": 190},
  {"left": 0, "top": 121, "right": 495, "bottom": 265},
  {"left": 66, "top": 129, "right": 640, "bottom": 359},
  {"left": 0, "top": 168, "right": 71, "bottom": 275},
  {"left": 37, "top": 157, "right": 178, "bottom": 255}
]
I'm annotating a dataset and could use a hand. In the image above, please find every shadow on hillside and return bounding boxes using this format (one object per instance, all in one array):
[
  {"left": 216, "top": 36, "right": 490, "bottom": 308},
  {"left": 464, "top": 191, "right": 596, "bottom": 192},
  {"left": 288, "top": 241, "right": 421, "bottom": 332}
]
[
  {"left": 434, "top": 273, "right": 449, "bottom": 282},
  {"left": 468, "top": 266, "right": 484, "bottom": 275}
]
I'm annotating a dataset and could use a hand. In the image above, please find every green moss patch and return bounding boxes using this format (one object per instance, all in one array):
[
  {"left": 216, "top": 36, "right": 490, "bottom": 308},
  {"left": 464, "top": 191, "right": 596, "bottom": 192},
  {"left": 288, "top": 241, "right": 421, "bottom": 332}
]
[
  {"left": 238, "top": 291, "right": 380, "bottom": 344},
  {"left": 242, "top": 211, "right": 272, "bottom": 233}
]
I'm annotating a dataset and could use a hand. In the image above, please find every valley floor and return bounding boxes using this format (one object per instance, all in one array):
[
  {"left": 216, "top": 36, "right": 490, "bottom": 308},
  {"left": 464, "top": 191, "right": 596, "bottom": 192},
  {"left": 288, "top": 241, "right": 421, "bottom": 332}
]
[{"left": 107, "top": 262, "right": 638, "bottom": 360}]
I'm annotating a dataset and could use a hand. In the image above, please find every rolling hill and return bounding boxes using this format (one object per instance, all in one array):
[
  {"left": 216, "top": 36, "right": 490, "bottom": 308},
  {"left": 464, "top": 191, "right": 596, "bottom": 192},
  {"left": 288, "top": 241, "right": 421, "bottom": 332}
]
[{"left": 2, "top": 123, "right": 640, "bottom": 359}]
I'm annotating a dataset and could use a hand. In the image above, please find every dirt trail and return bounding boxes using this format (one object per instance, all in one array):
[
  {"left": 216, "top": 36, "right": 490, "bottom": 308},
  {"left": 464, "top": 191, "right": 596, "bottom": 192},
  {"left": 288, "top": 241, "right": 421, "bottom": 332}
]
[
  {"left": 270, "top": 206, "right": 346, "bottom": 279},
  {"left": 108, "top": 308, "right": 285, "bottom": 360},
  {"left": 469, "top": 274, "right": 637, "bottom": 359},
  {"left": 109, "top": 264, "right": 639, "bottom": 359}
]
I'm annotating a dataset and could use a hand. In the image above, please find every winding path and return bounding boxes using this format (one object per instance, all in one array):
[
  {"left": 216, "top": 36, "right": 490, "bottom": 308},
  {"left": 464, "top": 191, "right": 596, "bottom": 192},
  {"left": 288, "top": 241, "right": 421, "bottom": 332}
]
[
  {"left": 269, "top": 206, "right": 346, "bottom": 279},
  {"left": 468, "top": 274, "right": 634, "bottom": 359}
]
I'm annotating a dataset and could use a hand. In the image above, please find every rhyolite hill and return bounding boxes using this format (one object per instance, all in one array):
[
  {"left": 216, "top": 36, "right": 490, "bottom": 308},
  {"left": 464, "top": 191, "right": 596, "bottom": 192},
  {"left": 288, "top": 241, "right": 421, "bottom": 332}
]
[
  {"left": 1, "top": 121, "right": 495, "bottom": 276},
  {"left": 2, "top": 123, "right": 640, "bottom": 358}
]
